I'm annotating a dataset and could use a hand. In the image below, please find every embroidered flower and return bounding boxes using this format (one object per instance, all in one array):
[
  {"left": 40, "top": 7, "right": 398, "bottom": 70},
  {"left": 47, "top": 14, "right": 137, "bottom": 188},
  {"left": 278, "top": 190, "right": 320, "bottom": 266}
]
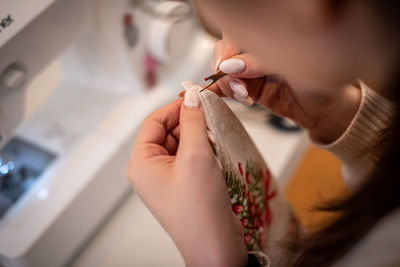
[
  {"left": 226, "top": 161, "right": 277, "bottom": 251},
  {"left": 232, "top": 204, "right": 243, "bottom": 214},
  {"left": 244, "top": 233, "right": 251, "bottom": 244},
  {"left": 238, "top": 162, "right": 244, "bottom": 176},
  {"left": 245, "top": 171, "right": 250, "bottom": 184}
]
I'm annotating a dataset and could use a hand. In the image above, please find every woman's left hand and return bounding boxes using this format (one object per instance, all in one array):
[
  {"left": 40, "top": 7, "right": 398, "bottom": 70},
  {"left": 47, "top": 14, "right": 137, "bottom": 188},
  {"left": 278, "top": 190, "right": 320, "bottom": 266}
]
[{"left": 126, "top": 93, "right": 247, "bottom": 267}]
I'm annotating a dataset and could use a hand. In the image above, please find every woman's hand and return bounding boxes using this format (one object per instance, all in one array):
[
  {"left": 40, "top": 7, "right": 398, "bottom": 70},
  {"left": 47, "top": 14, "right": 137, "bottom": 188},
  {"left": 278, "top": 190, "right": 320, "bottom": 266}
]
[
  {"left": 210, "top": 37, "right": 361, "bottom": 143},
  {"left": 126, "top": 87, "right": 247, "bottom": 267}
]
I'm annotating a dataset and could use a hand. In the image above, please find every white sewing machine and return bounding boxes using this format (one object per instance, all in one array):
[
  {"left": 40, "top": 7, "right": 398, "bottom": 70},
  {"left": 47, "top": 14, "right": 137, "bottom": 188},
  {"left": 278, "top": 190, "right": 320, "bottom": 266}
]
[{"left": 0, "top": 0, "right": 215, "bottom": 266}]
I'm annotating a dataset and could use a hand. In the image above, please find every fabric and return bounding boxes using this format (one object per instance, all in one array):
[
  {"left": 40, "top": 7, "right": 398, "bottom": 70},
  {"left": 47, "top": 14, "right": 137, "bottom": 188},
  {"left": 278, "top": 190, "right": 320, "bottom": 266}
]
[
  {"left": 199, "top": 90, "right": 298, "bottom": 264},
  {"left": 199, "top": 82, "right": 400, "bottom": 266},
  {"left": 315, "top": 81, "right": 394, "bottom": 188},
  {"left": 311, "top": 81, "right": 400, "bottom": 266}
]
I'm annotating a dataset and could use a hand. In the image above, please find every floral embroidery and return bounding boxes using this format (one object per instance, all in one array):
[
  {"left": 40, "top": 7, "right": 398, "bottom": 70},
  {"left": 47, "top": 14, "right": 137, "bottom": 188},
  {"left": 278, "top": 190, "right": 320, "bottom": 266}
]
[{"left": 225, "top": 161, "right": 277, "bottom": 251}]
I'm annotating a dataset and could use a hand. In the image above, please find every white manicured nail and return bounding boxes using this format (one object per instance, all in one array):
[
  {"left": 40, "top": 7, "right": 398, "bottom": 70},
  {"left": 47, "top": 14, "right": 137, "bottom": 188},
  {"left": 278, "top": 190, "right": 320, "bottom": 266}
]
[
  {"left": 182, "top": 80, "right": 198, "bottom": 91},
  {"left": 182, "top": 81, "right": 201, "bottom": 107},
  {"left": 214, "top": 56, "right": 222, "bottom": 72},
  {"left": 229, "top": 80, "right": 248, "bottom": 98},
  {"left": 233, "top": 93, "right": 254, "bottom": 106},
  {"left": 184, "top": 89, "right": 200, "bottom": 107},
  {"left": 219, "top": 59, "right": 245, "bottom": 74}
]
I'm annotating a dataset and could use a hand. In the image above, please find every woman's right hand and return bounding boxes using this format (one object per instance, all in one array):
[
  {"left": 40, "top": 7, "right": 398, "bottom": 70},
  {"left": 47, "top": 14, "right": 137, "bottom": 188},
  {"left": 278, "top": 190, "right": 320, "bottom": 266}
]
[
  {"left": 209, "top": 37, "right": 362, "bottom": 144},
  {"left": 126, "top": 91, "right": 247, "bottom": 267}
]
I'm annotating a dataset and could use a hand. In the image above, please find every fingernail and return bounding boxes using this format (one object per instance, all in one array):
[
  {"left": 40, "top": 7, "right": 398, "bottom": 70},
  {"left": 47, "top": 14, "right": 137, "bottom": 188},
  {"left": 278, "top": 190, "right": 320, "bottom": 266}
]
[
  {"left": 182, "top": 80, "right": 201, "bottom": 107},
  {"left": 219, "top": 59, "right": 245, "bottom": 74},
  {"left": 184, "top": 88, "right": 200, "bottom": 107},
  {"left": 229, "top": 80, "right": 248, "bottom": 98},
  {"left": 214, "top": 56, "right": 222, "bottom": 72},
  {"left": 182, "top": 80, "right": 198, "bottom": 91},
  {"left": 233, "top": 93, "right": 254, "bottom": 106}
]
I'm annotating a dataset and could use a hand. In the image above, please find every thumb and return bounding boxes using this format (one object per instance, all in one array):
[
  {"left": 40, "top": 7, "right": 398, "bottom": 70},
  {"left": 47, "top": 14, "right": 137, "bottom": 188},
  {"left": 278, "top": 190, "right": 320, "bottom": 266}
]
[
  {"left": 212, "top": 35, "right": 241, "bottom": 72},
  {"left": 177, "top": 82, "right": 211, "bottom": 156}
]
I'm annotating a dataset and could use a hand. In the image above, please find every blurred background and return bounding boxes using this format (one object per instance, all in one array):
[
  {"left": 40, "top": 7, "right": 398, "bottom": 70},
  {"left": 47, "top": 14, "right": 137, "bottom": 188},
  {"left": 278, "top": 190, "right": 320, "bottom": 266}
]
[{"left": 0, "top": 0, "right": 348, "bottom": 266}]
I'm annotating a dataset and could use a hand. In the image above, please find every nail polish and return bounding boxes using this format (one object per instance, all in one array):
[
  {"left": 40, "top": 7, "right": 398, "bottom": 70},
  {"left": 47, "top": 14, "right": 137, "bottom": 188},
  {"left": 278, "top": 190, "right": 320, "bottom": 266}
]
[
  {"left": 184, "top": 89, "right": 200, "bottom": 107},
  {"left": 183, "top": 81, "right": 201, "bottom": 108},
  {"left": 219, "top": 59, "right": 245, "bottom": 74},
  {"left": 182, "top": 80, "right": 198, "bottom": 91},
  {"left": 233, "top": 93, "right": 254, "bottom": 106},
  {"left": 229, "top": 80, "right": 248, "bottom": 98}
]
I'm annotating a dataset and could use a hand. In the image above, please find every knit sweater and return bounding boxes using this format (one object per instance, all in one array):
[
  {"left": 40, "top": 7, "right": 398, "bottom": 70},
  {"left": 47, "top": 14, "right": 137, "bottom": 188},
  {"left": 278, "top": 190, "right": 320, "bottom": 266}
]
[
  {"left": 252, "top": 81, "right": 399, "bottom": 266},
  {"left": 319, "top": 81, "right": 394, "bottom": 189},
  {"left": 321, "top": 81, "right": 399, "bottom": 267}
]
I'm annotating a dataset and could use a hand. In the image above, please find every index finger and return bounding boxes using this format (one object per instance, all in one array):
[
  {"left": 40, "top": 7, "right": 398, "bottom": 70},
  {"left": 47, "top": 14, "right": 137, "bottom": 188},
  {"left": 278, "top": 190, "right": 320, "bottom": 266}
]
[
  {"left": 212, "top": 35, "right": 241, "bottom": 72},
  {"left": 135, "top": 98, "right": 183, "bottom": 154}
]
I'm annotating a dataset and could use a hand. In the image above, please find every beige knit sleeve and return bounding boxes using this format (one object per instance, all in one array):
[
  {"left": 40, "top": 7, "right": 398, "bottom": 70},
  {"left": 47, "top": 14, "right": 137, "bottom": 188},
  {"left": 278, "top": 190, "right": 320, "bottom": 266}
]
[{"left": 314, "top": 81, "right": 394, "bottom": 189}]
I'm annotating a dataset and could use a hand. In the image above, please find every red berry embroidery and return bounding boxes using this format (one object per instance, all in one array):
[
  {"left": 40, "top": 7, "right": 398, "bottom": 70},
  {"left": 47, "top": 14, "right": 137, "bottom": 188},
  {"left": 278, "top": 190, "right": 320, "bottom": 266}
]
[
  {"left": 244, "top": 233, "right": 251, "bottom": 244},
  {"left": 245, "top": 172, "right": 250, "bottom": 184},
  {"left": 226, "top": 161, "right": 278, "bottom": 251},
  {"left": 232, "top": 204, "right": 243, "bottom": 214},
  {"left": 238, "top": 162, "right": 244, "bottom": 176}
]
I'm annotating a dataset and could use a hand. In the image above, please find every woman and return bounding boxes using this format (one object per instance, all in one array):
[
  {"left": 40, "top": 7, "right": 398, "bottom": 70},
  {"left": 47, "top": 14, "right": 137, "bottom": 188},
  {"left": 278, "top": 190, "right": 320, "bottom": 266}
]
[{"left": 126, "top": 0, "right": 400, "bottom": 266}]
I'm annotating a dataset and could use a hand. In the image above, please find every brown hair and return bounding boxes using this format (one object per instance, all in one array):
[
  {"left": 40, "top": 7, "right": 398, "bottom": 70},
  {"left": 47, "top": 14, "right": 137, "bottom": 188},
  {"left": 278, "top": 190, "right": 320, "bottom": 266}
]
[{"left": 290, "top": 2, "right": 400, "bottom": 265}]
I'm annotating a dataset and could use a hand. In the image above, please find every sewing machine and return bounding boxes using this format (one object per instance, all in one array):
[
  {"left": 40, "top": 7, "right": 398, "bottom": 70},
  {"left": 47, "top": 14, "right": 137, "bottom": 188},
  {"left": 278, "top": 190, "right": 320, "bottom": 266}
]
[{"left": 0, "top": 0, "right": 215, "bottom": 266}]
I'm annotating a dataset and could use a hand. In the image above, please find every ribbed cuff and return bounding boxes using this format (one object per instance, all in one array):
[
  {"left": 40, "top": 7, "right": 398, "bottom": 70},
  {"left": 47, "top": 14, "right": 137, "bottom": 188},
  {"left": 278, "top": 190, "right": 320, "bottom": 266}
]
[{"left": 315, "top": 81, "right": 394, "bottom": 188}]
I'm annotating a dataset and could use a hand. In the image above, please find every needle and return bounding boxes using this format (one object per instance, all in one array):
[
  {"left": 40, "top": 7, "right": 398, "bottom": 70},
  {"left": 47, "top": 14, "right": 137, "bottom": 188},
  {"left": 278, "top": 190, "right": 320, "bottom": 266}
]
[{"left": 199, "top": 71, "right": 227, "bottom": 93}]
